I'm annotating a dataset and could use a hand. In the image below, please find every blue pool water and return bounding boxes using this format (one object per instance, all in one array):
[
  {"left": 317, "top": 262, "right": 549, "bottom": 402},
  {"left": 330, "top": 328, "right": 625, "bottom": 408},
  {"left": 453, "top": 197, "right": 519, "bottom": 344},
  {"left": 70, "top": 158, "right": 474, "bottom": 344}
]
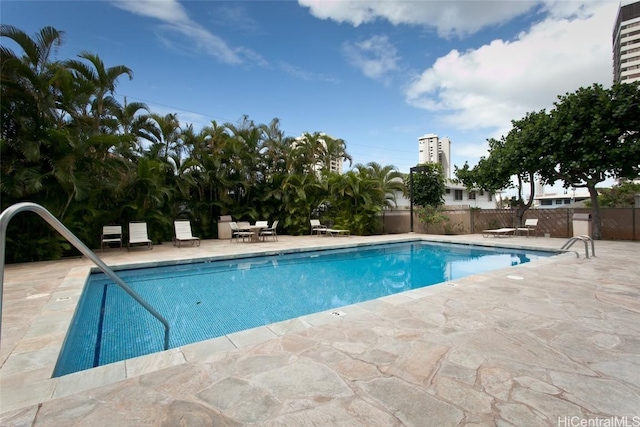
[{"left": 54, "top": 241, "right": 552, "bottom": 376}]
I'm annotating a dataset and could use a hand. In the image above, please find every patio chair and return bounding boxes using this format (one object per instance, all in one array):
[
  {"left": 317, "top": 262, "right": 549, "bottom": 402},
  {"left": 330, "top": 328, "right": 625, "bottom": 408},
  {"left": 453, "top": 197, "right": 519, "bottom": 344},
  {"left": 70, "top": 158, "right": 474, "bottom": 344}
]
[
  {"left": 229, "top": 221, "right": 254, "bottom": 242},
  {"left": 128, "top": 222, "right": 153, "bottom": 250},
  {"left": 174, "top": 220, "right": 200, "bottom": 247},
  {"left": 101, "top": 225, "right": 122, "bottom": 250},
  {"left": 516, "top": 219, "right": 538, "bottom": 237},
  {"left": 310, "top": 219, "right": 328, "bottom": 236},
  {"left": 259, "top": 220, "right": 279, "bottom": 241},
  {"left": 236, "top": 221, "right": 251, "bottom": 231}
]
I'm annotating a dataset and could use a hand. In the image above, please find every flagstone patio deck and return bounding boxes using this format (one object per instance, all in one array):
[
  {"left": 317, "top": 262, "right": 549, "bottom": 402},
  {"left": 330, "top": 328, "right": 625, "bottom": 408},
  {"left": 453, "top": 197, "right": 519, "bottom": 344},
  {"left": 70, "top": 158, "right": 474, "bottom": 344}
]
[{"left": 1, "top": 234, "right": 639, "bottom": 426}]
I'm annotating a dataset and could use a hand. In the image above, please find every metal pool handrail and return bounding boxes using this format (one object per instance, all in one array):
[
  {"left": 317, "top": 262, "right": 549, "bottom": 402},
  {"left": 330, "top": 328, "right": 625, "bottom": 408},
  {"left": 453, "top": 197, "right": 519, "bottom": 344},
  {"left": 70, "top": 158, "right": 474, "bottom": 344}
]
[
  {"left": 560, "top": 235, "right": 595, "bottom": 259},
  {"left": 0, "top": 202, "right": 170, "bottom": 350}
]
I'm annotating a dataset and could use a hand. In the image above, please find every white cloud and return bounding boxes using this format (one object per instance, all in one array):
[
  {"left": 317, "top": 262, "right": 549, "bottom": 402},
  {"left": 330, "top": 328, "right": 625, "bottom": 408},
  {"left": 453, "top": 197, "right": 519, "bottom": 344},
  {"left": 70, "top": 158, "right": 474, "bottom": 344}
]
[
  {"left": 237, "top": 47, "right": 269, "bottom": 68},
  {"left": 211, "top": 4, "right": 261, "bottom": 34},
  {"left": 279, "top": 62, "right": 340, "bottom": 83},
  {"left": 111, "top": 0, "right": 243, "bottom": 64},
  {"left": 298, "top": 0, "right": 539, "bottom": 37},
  {"left": 112, "top": 0, "right": 191, "bottom": 23},
  {"left": 343, "top": 35, "right": 400, "bottom": 80},
  {"left": 456, "top": 141, "right": 492, "bottom": 159},
  {"left": 403, "top": 1, "right": 619, "bottom": 133}
]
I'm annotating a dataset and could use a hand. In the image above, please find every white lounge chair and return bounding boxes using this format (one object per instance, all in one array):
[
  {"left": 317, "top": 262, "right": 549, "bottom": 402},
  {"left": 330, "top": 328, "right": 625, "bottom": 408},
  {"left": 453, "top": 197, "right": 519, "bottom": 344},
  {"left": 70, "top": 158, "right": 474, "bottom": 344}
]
[
  {"left": 101, "top": 225, "right": 122, "bottom": 250},
  {"left": 326, "top": 228, "right": 350, "bottom": 237},
  {"left": 229, "top": 221, "right": 254, "bottom": 242},
  {"left": 482, "top": 228, "right": 517, "bottom": 238},
  {"left": 174, "top": 220, "right": 200, "bottom": 247},
  {"left": 310, "top": 219, "right": 328, "bottom": 236},
  {"left": 128, "top": 222, "right": 153, "bottom": 250},
  {"left": 259, "top": 220, "right": 279, "bottom": 241},
  {"left": 516, "top": 219, "right": 538, "bottom": 237}
]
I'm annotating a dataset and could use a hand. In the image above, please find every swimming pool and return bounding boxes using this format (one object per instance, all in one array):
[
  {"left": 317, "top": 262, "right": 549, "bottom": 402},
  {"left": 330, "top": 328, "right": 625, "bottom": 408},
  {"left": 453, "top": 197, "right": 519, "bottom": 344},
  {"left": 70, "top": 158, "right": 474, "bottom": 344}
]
[{"left": 53, "top": 241, "right": 553, "bottom": 376}]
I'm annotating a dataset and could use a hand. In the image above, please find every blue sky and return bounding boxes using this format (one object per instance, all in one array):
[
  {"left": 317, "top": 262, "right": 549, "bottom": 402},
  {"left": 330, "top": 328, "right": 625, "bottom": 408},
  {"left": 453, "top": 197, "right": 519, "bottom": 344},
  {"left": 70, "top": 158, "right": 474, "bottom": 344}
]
[{"left": 2, "top": 0, "right": 624, "bottom": 179}]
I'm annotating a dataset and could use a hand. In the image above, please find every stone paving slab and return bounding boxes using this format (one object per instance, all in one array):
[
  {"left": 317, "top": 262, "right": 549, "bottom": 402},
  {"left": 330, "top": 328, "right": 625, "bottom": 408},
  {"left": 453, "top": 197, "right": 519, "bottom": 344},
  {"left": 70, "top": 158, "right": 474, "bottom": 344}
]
[{"left": 1, "top": 234, "right": 639, "bottom": 425}]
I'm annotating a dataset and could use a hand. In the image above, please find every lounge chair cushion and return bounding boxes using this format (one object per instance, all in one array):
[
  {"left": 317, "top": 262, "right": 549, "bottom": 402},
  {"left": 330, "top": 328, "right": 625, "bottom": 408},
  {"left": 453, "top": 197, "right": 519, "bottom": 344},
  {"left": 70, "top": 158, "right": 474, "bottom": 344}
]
[{"left": 482, "top": 228, "right": 516, "bottom": 238}]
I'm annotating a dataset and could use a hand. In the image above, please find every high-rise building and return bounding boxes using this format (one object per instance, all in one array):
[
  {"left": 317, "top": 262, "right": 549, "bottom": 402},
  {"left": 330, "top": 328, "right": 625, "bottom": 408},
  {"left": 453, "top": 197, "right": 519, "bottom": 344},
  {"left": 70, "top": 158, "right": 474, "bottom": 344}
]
[
  {"left": 418, "top": 134, "right": 451, "bottom": 178},
  {"left": 613, "top": 0, "right": 640, "bottom": 84}
]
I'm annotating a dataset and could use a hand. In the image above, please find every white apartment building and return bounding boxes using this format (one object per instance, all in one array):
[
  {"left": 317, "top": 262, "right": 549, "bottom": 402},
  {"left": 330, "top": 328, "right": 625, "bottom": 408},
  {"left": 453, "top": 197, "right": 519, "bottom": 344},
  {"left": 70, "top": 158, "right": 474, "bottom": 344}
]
[
  {"left": 395, "top": 179, "right": 496, "bottom": 209},
  {"left": 613, "top": 0, "right": 640, "bottom": 83},
  {"left": 443, "top": 181, "right": 496, "bottom": 209},
  {"left": 418, "top": 134, "right": 451, "bottom": 179},
  {"left": 533, "top": 192, "right": 590, "bottom": 209}
]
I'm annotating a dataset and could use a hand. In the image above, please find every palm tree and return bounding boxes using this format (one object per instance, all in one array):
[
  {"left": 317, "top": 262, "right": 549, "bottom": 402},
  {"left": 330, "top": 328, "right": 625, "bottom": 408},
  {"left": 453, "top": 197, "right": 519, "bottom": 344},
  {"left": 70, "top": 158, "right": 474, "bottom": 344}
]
[
  {"left": 122, "top": 156, "right": 172, "bottom": 238},
  {"left": 325, "top": 165, "right": 392, "bottom": 235},
  {"left": 1, "top": 24, "right": 66, "bottom": 167},
  {"left": 63, "top": 51, "right": 133, "bottom": 135},
  {"left": 360, "top": 162, "right": 405, "bottom": 209},
  {"left": 142, "top": 113, "right": 182, "bottom": 166},
  {"left": 170, "top": 124, "right": 200, "bottom": 217},
  {"left": 1, "top": 24, "right": 64, "bottom": 124},
  {"left": 317, "top": 133, "right": 352, "bottom": 172},
  {"left": 113, "top": 98, "right": 154, "bottom": 156},
  {"left": 259, "top": 118, "right": 288, "bottom": 174},
  {"left": 280, "top": 172, "right": 324, "bottom": 234},
  {"left": 188, "top": 121, "right": 236, "bottom": 235},
  {"left": 223, "top": 115, "right": 265, "bottom": 218},
  {"left": 0, "top": 24, "right": 91, "bottom": 219},
  {"left": 289, "top": 132, "right": 319, "bottom": 175}
]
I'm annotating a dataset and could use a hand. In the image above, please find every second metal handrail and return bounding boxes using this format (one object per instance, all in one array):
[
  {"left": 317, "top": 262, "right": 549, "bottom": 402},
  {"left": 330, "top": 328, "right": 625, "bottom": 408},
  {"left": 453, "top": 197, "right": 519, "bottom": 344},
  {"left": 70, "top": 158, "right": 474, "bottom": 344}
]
[
  {"left": 0, "top": 202, "right": 170, "bottom": 350},
  {"left": 560, "top": 235, "right": 596, "bottom": 259}
]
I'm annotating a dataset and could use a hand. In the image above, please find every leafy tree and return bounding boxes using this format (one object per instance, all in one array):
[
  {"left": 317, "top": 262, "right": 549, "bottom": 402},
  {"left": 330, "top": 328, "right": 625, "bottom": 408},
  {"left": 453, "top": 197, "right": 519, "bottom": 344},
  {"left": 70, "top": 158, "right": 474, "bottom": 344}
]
[
  {"left": 593, "top": 181, "right": 640, "bottom": 208},
  {"left": 456, "top": 110, "right": 550, "bottom": 227},
  {"left": 405, "top": 163, "right": 446, "bottom": 233},
  {"left": 543, "top": 83, "right": 640, "bottom": 239},
  {"left": 407, "top": 163, "right": 445, "bottom": 208},
  {"left": 456, "top": 83, "right": 640, "bottom": 239}
]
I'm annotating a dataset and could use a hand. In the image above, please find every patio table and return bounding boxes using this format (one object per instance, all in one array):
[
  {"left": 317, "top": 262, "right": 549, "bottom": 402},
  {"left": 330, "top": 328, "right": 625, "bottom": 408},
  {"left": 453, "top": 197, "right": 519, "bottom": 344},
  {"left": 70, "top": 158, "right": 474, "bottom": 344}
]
[{"left": 249, "top": 224, "right": 267, "bottom": 242}]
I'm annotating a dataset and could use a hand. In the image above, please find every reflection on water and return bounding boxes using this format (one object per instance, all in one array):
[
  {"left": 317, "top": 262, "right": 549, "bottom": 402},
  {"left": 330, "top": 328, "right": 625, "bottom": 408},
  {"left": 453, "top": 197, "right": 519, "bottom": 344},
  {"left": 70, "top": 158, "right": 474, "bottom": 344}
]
[{"left": 55, "top": 242, "right": 551, "bottom": 376}]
